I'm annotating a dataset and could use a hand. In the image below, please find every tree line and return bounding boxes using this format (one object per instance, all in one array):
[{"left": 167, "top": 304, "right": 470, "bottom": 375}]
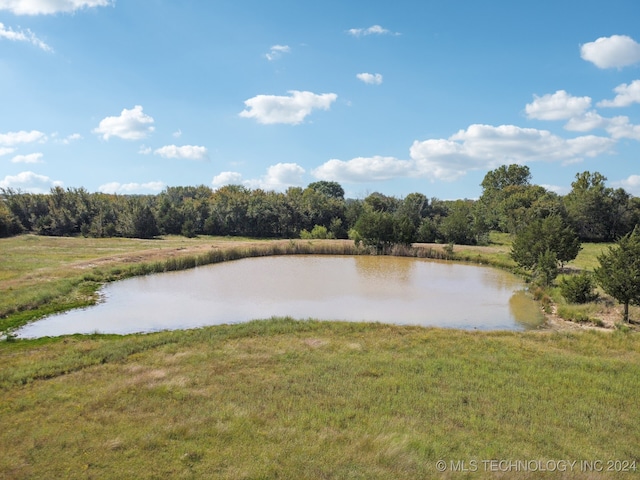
[
  {"left": 1, "top": 166, "right": 639, "bottom": 246},
  {"left": 3, "top": 165, "right": 640, "bottom": 322}
]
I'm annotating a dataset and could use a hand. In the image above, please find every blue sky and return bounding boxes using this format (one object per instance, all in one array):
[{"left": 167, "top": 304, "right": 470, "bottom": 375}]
[{"left": 2, "top": 0, "right": 640, "bottom": 199}]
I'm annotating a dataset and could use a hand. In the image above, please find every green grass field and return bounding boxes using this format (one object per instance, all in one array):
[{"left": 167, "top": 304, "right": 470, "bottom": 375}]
[
  {"left": 1, "top": 234, "right": 639, "bottom": 478},
  {"left": 1, "top": 319, "right": 639, "bottom": 479}
]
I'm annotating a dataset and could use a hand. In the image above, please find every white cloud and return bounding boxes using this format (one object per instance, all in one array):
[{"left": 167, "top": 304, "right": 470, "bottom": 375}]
[
  {"left": 212, "top": 163, "right": 305, "bottom": 191},
  {"left": 53, "top": 132, "right": 82, "bottom": 145},
  {"left": 172, "top": 129, "right": 182, "bottom": 138},
  {"left": 0, "top": 129, "right": 46, "bottom": 146},
  {"left": 0, "top": 147, "right": 16, "bottom": 156},
  {"left": 138, "top": 145, "right": 152, "bottom": 155},
  {"left": 564, "top": 111, "right": 607, "bottom": 132},
  {"left": 265, "top": 44, "right": 290, "bottom": 61},
  {"left": 11, "top": 152, "right": 43, "bottom": 163},
  {"left": 598, "top": 80, "right": 640, "bottom": 108},
  {"left": 580, "top": 35, "right": 640, "bottom": 69},
  {"left": 614, "top": 174, "right": 640, "bottom": 195},
  {"left": 0, "top": 0, "right": 113, "bottom": 15},
  {"left": 356, "top": 73, "right": 383, "bottom": 85},
  {"left": 154, "top": 145, "right": 209, "bottom": 161},
  {"left": 412, "top": 125, "right": 614, "bottom": 179},
  {"left": 0, "top": 22, "right": 52, "bottom": 51},
  {"left": 212, "top": 171, "right": 244, "bottom": 188},
  {"left": 347, "top": 25, "right": 398, "bottom": 37},
  {"left": 313, "top": 156, "right": 413, "bottom": 182},
  {"left": 313, "top": 124, "right": 615, "bottom": 184},
  {"left": 98, "top": 181, "right": 165, "bottom": 194},
  {"left": 604, "top": 115, "right": 640, "bottom": 140},
  {"left": 0, "top": 171, "right": 62, "bottom": 193},
  {"left": 239, "top": 90, "right": 337, "bottom": 125},
  {"left": 93, "top": 105, "right": 155, "bottom": 140},
  {"left": 525, "top": 90, "right": 591, "bottom": 120},
  {"left": 257, "top": 162, "right": 305, "bottom": 190}
]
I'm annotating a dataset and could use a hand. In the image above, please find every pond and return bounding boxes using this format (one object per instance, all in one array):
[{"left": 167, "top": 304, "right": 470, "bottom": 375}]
[{"left": 16, "top": 255, "right": 544, "bottom": 338}]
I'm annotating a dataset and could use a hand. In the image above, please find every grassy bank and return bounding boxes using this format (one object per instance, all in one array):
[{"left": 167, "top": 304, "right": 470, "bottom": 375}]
[{"left": 1, "top": 319, "right": 638, "bottom": 479}]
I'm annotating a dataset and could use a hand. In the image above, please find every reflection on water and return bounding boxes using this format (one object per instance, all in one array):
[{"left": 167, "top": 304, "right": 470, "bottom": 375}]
[
  {"left": 17, "top": 255, "right": 544, "bottom": 338},
  {"left": 354, "top": 255, "right": 414, "bottom": 282}
]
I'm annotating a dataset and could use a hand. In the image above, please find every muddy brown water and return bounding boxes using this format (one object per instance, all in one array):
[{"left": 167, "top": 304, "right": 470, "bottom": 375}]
[{"left": 17, "top": 255, "right": 544, "bottom": 338}]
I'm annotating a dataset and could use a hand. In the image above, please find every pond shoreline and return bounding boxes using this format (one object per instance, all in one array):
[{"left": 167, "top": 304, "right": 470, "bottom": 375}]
[
  {"left": 0, "top": 236, "right": 616, "bottom": 335},
  {"left": 16, "top": 253, "right": 542, "bottom": 338}
]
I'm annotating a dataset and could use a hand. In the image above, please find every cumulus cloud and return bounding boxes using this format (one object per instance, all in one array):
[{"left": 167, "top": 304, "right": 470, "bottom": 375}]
[
  {"left": 412, "top": 125, "right": 614, "bottom": 179},
  {"left": 0, "top": 129, "right": 46, "bottom": 146},
  {"left": 564, "top": 111, "right": 607, "bottom": 132},
  {"left": 615, "top": 174, "right": 640, "bottom": 195},
  {"left": 313, "top": 124, "right": 615, "bottom": 184},
  {"left": 525, "top": 87, "right": 640, "bottom": 138},
  {"left": 0, "top": 22, "right": 52, "bottom": 51},
  {"left": 257, "top": 162, "right": 305, "bottom": 190},
  {"left": 11, "top": 152, "right": 43, "bottom": 163},
  {"left": 265, "top": 44, "right": 290, "bottom": 61},
  {"left": 212, "top": 171, "right": 244, "bottom": 188},
  {"left": 154, "top": 145, "right": 209, "bottom": 161},
  {"left": 212, "top": 163, "right": 305, "bottom": 191},
  {"left": 0, "top": 147, "right": 16, "bottom": 156},
  {"left": 313, "top": 156, "right": 413, "bottom": 182},
  {"left": 0, "top": 0, "right": 113, "bottom": 15},
  {"left": 239, "top": 90, "right": 337, "bottom": 125},
  {"left": 98, "top": 181, "right": 165, "bottom": 194},
  {"left": 604, "top": 115, "right": 640, "bottom": 140},
  {"left": 93, "top": 105, "right": 155, "bottom": 140},
  {"left": 581, "top": 35, "right": 640, "bottom": 69},
  {"left": 525, "top": 90, "right": 591, "bottom": 121},
  {"left": 356, "top": 73, "right": 383, "bottom": 85},
  {"left": 347, "top": 25, "right": 399, "bottom": 37},
  {"left": 172, "top": 129, "right": 182, "bottom": 138},
  {"left": 598, "top": 80, "right": 640, "bottom": 107},
  {"left": 0, "top": 171, "right": 62, "bottom": 193}
]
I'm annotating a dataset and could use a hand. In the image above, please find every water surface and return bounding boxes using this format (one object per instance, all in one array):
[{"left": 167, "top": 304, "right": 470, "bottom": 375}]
[{"left": 17, "top": 255, "right": 544, "bottom": 337}]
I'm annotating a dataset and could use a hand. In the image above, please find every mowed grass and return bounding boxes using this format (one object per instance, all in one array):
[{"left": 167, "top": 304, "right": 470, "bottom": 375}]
[{"left": 1, "top": 319, "right": 639, "bottom": 479}]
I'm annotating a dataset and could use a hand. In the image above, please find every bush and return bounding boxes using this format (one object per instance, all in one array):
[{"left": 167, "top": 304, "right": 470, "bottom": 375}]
[
  {"left": 560, "top": 272, "right": 598, "bottom": 304},
  {"left": 300, "top": 225, "right": 334, "bottom": 240}
]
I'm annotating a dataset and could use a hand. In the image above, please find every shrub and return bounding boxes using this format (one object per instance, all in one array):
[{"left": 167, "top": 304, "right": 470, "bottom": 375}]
[
  {"left": 560, "top": 272, "right": 598, "bottom": 304},
  {"left": 300, "top": 225, "right": 333, "bottom": 240}
]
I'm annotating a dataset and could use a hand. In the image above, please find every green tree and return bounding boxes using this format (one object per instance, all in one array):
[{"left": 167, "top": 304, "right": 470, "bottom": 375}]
[
  {"left": 535, "top": 249, "right": 558, "bottom": 286},
  {"left": 307, "top": 181, "right": 345, "bottom": 199},
  {"left": 511, "top": 215, "right": 581, "bottom": 271},
  {"left": 0, "top": 200, "right": 23, "bottom": 237},
  {"left": 478, "top": 164, "right": 532, "bottom": 231},
  {"left": 564, "top": 171, "right": 635, "bottom": 242},
  {"left": 480, "top": 164, "right": 532, "bottom": 192},
  {"left": 129, "top": 200, "right": 159, "bottom": 239},
  {"left": 353, "top": 208, "right": 397, "bottom": 253},
  {"left": 438, "top": 200, "right": 486, "bottom": 245},
  {"left": 594, "top": 228, "right": 640, "bottom": 323}
]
